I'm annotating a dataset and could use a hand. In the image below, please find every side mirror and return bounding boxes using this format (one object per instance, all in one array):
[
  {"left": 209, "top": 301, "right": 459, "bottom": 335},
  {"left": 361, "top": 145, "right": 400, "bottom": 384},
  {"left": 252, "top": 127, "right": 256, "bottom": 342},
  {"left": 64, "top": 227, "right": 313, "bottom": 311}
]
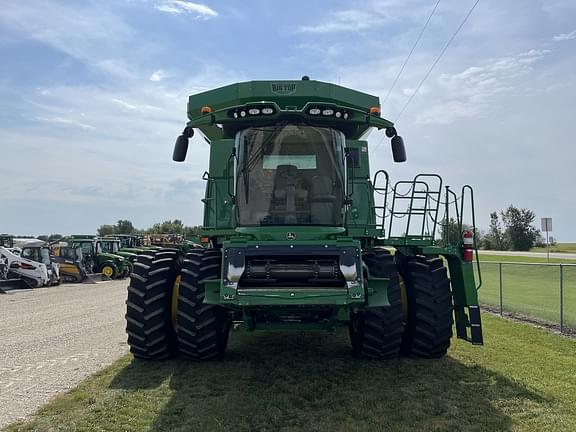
[
  {"left": 391, "top": 135, "right": 407, "bottom": 163},
  {"left": 173, "top": 135, "right": 189, "bottom": 162}
]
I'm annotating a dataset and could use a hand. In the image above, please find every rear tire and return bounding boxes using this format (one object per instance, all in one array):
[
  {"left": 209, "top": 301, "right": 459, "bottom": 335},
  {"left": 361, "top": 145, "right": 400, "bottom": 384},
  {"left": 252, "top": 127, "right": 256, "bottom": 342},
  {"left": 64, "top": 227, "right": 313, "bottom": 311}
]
[
  {"left": 400, "top": 256, "right": 453, "bottom": 358},
  {"left": 177, "top": 249, "right": 231, "bottom": 360},
  {"left": 125, "top": 249, "right": 180, "bottom": 359},
  {"left": 349, "top": 249, "right": 403, "bottom": 359}
]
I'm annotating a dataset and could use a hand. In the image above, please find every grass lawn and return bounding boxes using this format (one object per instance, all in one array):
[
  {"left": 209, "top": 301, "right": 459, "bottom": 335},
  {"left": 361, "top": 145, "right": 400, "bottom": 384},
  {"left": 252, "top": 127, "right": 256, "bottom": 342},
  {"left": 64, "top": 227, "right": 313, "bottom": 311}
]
[
  {"left": 5, "top": 315, "right": 576, "bottom": 432},
  {"left": 475, "top": 254, "right": 576, "bottom": 326},
  {"left": 531, "top": 243, "right": 576, "bottom": 254}
]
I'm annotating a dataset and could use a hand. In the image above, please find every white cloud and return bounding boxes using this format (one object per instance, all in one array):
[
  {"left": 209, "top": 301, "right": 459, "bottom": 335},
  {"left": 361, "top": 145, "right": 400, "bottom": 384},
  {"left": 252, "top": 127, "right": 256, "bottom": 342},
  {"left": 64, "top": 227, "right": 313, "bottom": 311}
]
[
  {"left": 553, "top": 30, "right": 576, "bottom": 41},
  {"left": 150, "top": 69, "right": 168, "bottom": 81},
  {"left": 112, "top": 98, "right": 161, "bottom": 112},
  {"left": 154, "top": 1, "right": 217, "bottom": 18},
  {"left": 409, "top": 48, "right": 551, "bottom": 125},
  {"left": 36, "top": 116, "right": 95, "bottom": 130},
  {"left": 0, "top": 2, "right": 135, "bottom": 78},
  {"left": 299, "top": 0, "right": 433, "bottom": 34},
  {"left": 300, "top": 9, "right": 390, "bottom": 33}
]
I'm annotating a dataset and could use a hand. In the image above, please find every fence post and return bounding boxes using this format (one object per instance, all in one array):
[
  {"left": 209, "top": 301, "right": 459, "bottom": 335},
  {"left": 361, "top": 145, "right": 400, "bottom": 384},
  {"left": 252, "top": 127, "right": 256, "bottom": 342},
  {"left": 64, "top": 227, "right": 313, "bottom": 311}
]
[
  {"left": 560, "top": 264, "right": 564, "bottom": 333},
  {"left": 499, "top": 262, "right": 503, "bottom": 316}
]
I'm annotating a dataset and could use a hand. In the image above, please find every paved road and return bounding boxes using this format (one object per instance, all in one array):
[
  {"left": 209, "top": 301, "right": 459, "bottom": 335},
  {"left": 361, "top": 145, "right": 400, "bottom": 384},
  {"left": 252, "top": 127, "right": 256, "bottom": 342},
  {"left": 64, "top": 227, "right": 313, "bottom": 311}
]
[
  {"left": 481, "top": 250, "right": 576, "bottom": 260},
  {"left": 0, "top": 280, "right": 129, "bottom": 429}
]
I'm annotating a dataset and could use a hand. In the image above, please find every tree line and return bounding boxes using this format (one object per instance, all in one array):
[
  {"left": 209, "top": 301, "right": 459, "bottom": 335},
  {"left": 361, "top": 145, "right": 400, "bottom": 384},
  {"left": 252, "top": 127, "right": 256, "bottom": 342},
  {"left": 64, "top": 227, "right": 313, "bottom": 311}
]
[
  {"left": 440, "top": 205, "right": 548, "bottom": 251},
  {"left": 33, "top": 205, "right": 549, "bottom": 251},
  {"left": 96, "top": 219, "right": 201, "bottom": 238}
]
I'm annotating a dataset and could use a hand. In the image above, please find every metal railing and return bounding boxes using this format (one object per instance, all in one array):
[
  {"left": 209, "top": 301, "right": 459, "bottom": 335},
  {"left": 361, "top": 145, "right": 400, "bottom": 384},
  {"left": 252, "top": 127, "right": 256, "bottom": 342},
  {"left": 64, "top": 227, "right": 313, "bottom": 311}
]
[{"left": 475, "top": 261, "right": 576, "bottom": 333}]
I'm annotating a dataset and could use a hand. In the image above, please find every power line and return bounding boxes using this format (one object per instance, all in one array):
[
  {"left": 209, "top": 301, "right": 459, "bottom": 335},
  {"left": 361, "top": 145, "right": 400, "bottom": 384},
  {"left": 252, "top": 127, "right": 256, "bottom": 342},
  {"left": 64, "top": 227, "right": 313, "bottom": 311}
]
[
  {"left": 381, "top": 0, "right": 442, "bottom": 108},
  {"left": 395, "top": 0, "right": 481, "bottom": 122}
]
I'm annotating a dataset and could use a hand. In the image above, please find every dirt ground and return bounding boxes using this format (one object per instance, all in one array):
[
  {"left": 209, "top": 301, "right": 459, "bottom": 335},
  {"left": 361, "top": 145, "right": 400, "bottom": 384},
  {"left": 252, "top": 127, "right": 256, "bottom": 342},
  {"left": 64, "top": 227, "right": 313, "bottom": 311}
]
[{"left": 0, "top": 280, "right": 129, "bottom": 428}]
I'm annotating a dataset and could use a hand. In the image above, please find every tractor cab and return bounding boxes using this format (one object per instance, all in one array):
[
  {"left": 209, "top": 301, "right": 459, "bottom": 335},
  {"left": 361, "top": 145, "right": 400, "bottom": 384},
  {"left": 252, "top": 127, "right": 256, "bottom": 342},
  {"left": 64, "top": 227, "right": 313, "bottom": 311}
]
[
  {"left": 100, "top": 238, "right": 120, "bottom": 254},
  {"left": 100, "top": 237, "right": 135, "bottom": 277}
]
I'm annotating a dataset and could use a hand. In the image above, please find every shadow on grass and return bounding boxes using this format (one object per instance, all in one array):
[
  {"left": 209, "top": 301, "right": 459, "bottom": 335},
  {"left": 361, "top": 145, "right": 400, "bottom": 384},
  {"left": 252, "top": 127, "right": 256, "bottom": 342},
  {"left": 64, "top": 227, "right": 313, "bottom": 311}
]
[{"left": 110, "top": 330, "right": 547, "bottom": 432}]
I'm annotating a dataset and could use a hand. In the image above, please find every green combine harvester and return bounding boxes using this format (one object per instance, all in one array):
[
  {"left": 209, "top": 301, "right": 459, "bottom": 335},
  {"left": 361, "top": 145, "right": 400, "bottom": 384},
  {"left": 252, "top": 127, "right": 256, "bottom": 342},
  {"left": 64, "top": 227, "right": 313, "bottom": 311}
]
[{"left": 126, "top": 77, "right": 482, "bottom": 360}]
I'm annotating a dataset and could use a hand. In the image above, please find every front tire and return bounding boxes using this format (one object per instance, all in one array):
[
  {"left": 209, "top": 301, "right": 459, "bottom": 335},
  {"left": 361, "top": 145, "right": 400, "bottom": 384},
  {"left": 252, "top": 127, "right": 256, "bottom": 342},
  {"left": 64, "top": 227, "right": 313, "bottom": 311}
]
[
  {"left": 176, "top": 249, "right": 231, "bottom": 360},
  {"left": 349, "top": 249, "right": 403, "bottom": 359},
  {"left": 125, "top": 249, "right": 180, "bottom": 359},
  {"left": 100, "top": 263, "right": 117, "bottom": 279},
  {"left": 399, "top": 256, "right": 453, "bottom": 358}
]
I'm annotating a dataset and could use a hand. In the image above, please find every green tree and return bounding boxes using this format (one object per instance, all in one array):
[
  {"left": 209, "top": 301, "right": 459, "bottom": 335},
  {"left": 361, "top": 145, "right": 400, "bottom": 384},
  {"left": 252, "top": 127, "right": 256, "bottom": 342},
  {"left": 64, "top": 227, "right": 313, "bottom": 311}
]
[
  {"left": 116, "top": 219, "right": 135, "bottom": 234},
  {"left": 500, "top": 205, "right": 540, "bottom": 251},
  {"left": 438, "top": 218, "right": 473, "bottom": 246},
  {"left": 97, "top": 224, "right": 115, "bottom": 236},
  {"left": 482, "top": 212, "right": 507, "bottom": 250},
  {"left": 147, "top": 219, "right": 186, "bottom": 234}
]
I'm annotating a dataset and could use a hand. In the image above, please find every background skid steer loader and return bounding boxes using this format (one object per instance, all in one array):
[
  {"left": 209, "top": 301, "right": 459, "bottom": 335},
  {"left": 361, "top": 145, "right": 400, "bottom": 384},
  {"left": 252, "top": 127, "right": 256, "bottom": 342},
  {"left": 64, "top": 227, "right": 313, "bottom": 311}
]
[
  {"left": 0, "top": 246, "right": 49, "bottom": 291},
  {"left": 14, "top": 239, "right": 60, "bottom": 286},
  {"left": 50, "top": 242, "right": 92, "bottom": 283}
]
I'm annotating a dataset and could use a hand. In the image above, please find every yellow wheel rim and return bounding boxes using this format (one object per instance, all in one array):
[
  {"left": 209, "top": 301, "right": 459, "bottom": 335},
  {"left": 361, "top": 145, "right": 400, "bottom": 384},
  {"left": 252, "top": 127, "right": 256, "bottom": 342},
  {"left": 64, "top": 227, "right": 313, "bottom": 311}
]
[
  {"left": 102, "top": 266, "right": 114, "bottom": 278},
  {"left": 171, "top": 275, "right": 181, "bottom": 331},
  {"left": 399, "top": 274, "right": 408, "bottom": 321}
]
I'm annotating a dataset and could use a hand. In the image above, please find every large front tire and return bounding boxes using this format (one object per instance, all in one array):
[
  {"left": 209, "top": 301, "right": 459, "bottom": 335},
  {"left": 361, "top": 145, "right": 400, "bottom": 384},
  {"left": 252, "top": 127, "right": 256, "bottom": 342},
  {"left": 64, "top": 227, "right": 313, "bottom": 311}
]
[
  {"left": 349, "top": 249, "right": 403, "bottom": 359},
  {"left": 100, "top": 263, "right": 117, "bottom": 279},
  {"left": 176, "top": 249, "right": 231, "bottom": 360},
  {"left": 400, "top": 256, "right": 453, "bottom": 358},
  {"left": 125, "top": 249, "right": 180, "bottom": 359}
]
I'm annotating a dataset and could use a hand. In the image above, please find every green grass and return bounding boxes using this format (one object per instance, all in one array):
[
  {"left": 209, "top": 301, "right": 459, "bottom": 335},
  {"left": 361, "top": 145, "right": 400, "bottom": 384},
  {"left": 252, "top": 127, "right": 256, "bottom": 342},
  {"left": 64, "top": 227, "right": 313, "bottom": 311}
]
[
  {"left": 531, "top": 243, "right": 576, "bottom": 253},
  {"left": 475, "top": 254, "right": 576, "bottom": 326},
  {"left": 478, "top": 253, "right": 576, "bottom": 264},
  {"left": 5, "top": 315, "right": 576, "bottom": 432}
]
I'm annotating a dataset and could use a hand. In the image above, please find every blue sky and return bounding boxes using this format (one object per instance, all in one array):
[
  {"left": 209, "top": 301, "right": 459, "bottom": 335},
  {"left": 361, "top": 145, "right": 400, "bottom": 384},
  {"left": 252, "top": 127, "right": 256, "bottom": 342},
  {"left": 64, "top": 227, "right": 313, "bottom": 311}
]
[{"left": 1, "top": 0, "right": 575, "bottom": 240}]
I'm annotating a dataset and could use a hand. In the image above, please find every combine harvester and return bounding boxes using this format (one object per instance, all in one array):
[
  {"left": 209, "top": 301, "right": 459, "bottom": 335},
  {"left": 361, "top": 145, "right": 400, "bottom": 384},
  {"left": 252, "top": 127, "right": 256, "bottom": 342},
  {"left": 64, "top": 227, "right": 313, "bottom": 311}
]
[{"left": 126, "top": 78, "right": 482, "bottom": 360}]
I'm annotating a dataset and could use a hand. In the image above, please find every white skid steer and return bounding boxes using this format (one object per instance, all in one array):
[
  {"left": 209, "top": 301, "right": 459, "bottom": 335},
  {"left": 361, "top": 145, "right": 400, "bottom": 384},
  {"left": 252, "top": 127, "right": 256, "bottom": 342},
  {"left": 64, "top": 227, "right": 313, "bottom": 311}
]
[{"left": 0, "top": 246, "right": 50, "bottom": 291}]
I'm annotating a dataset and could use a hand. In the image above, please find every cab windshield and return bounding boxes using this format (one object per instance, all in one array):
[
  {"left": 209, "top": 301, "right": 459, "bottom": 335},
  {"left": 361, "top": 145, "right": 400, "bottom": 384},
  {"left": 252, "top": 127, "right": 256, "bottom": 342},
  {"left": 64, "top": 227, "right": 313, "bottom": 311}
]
[
  {"left": 236, "top": 124, "right": 346, "bottom": 226},
  {"left": 102, "top": 241, "right": 119, "bottom": 254}
]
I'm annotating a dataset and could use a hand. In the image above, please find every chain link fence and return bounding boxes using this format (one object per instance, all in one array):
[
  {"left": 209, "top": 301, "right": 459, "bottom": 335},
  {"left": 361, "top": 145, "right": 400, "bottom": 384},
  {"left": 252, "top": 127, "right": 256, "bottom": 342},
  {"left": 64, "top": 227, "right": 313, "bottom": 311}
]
[{"left": 475, "top": 261, "right": 576, "bottom": 333}]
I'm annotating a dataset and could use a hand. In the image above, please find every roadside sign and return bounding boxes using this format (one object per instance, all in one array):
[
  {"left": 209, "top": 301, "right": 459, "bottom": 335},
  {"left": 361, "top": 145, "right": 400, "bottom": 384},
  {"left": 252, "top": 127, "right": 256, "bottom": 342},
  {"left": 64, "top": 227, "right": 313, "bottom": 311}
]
[
  {"left": 541, "top": 217, "right": 553, "bottom": 263},
  {"left": 541, "top": 218, "right": 552, "bottom": 232}
]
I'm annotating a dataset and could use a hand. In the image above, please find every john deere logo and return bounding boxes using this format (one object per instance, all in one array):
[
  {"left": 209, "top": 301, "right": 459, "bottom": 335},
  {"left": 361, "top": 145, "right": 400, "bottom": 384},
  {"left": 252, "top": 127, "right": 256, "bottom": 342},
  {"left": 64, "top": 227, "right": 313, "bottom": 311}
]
[
  {"left": 271, "top": 83, "right": 297, "bottom": 95},
  {"left": 287, "top": 232, "right": 296, "bottom": 241}
]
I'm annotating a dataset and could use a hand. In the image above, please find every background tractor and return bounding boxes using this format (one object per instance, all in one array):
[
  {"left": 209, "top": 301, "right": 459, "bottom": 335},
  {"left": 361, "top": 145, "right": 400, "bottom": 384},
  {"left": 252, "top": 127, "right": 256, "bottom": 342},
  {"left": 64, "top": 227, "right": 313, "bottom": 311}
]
[
  {"left": 126, "top": 78, "right": 482, "bottom": 361},
  {"left": 110, "top": 234, "right": 162, "bottom": 254},
  {"left": 65, "top": 236, "right": 129, "bottom": 279},
  {"left": 99, "top": 237, "right": 136, "bottom": 278}
]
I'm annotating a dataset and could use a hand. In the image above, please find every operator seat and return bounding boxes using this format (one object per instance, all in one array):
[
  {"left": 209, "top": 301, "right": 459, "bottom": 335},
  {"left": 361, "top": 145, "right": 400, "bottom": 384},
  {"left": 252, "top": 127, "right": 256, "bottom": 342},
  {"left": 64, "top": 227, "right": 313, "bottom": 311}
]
[
  {"left": 271, "top": 164, "right": 309, "bottom": 224},
  {"left": 310, "top": 175, "right": 337, "bottom": 224}
]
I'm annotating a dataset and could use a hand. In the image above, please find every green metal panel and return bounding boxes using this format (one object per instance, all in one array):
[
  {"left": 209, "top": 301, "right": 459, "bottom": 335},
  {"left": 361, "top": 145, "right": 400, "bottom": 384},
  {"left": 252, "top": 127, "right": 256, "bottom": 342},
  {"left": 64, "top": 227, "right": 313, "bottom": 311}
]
[
  {"left": 186, "top": 80, "right": 394, "bottom": 140},
  {"left": 188, "top": 80, "right": 380, "bottom": 120}
]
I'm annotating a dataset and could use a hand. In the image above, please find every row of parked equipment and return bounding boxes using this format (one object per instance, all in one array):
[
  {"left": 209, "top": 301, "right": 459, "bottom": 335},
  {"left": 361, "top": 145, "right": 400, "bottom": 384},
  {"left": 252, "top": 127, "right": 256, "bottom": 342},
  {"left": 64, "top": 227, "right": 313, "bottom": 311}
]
[{"left": 0, "top": 234, "right": 197, "bottom": 291}]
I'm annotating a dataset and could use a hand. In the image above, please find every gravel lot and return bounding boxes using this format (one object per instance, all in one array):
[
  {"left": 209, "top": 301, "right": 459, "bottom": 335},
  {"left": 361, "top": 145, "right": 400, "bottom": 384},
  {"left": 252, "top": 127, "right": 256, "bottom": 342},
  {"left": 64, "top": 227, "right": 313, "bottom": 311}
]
[{"left": 0, "top": 280, "right": 129, "bottom": 428}]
